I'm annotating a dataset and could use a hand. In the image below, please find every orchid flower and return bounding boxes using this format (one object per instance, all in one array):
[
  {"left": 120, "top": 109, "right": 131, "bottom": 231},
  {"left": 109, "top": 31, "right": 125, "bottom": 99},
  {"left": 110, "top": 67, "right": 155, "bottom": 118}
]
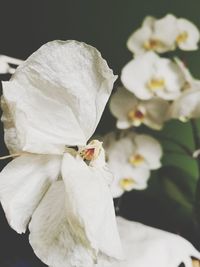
[
  {"left": 168, "top": 58, "right": 200, "bottom": 121},
  {"left": 103, "top": 132, "right": 162, "bottom": 198},
  {"left": 97, "top": 217, "right": 200, "bottom": 267},
  {"left": 0, "top": 40, "right": 123, "bottom": 267},
  {"left": 0, "top": 54, "right": 23, "bottom": 74},
  {"left": 127, "top": 14, "right": 177, "bottom": 55},
  {"left": 127, "top": 14, "right": 200, "bottom": 55},
  {"left": 121, "top": 52, "right": 185, "bottom": 100},
  {"left": 176, "top": 18, "right": 200, "bottom": 51},
  {"left": 110, "top": 86, "right": 169, "bottom": 130}
]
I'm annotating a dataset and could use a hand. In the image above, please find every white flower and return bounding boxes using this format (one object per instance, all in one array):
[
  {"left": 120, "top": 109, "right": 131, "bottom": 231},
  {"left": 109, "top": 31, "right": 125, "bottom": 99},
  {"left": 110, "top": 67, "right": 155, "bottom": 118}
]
[
  {"left": 97, "top": 217, "right": 200, "bottom": 267},
  {"left": 168, "top": 58, "right": 200, "bottom": 121},
  {"left": 121, "top": 52, "right": 185, "bottom": 100},
  {"left": 0, "top": 40, "right": 123, "bottom": 267},
  {"left": 127, "top": 14, "right": 177, "bottom": 55},
  {"left": 169, "top": 88, "right": 200, "bottom": 121},
  {"left": 0, "top": 54, "right": 23, "bottom": 74},
  {"left": 127, "top": 14, "right": 200, "bottom": 55},
  {"left": 104, "top": 132, "right": 162, "bottom": 198},
  {"left": 176, "top": 18, "right": 200, "bottom": 51},
  {"left": 110, "top": 86, "right": 169, "bottom": 130}
]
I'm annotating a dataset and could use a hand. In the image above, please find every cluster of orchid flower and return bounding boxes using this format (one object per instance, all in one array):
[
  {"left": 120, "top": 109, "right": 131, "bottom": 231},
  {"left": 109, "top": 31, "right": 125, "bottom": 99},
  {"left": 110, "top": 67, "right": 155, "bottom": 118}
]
[
  {"left": 0, "top": 14, "right": 200, "bottom": 267},
  {"left": 106, "top": 13, "right": 200, "bottom": 199}
]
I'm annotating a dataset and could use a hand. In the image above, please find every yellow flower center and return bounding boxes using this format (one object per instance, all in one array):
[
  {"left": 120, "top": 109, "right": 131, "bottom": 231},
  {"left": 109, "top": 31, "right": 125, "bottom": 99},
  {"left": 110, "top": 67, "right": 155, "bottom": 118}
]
[
  {"left": 79, "top": 140, "right": 102, "bottom": 161},
  {"left": 127, "top": 109, "right": 145, "bottom": 124},
  {"left": 129, "top": 154, "right": 145, "bottom": 166},
  {"left": 147, "top": 78, "right": 165, "bottom": 91},
  {"left": 119, "top": 178, "right": 135, "bottom": 191},
  {"left": 143, "top": 39, "right": 164, "bottom": 51},
  {"left": 176, "top": 31, "right": 188, "bottom": 44}
]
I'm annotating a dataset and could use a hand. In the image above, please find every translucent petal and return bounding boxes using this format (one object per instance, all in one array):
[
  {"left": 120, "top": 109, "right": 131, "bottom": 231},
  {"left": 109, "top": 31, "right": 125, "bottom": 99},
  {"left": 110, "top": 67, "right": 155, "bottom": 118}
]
[
  {"left": 0, "top": 154, "right": 61, "bottom": 233},
  {"left": 2, "top": 41, "right": 116, "bottom": 154}
]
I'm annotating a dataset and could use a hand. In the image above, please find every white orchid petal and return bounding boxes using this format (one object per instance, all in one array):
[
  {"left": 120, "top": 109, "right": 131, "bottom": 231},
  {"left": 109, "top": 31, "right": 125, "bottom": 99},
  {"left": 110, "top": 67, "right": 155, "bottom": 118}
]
[
  {"left": 0, "top": 154, "right": 61, "bottom": 233},
  {"left": 127, "top": 26, "right": 153, "bottom": 55},
  {"left": 121, "top": 52, "right": 184, "bottom": 101},
  {"left": 142, "top": 16, "right": 156, "bottom": 27},
  {"left": 135, "top": 134, "right": 162, "bottom": 170},
  {"left": 109, "top": 87, "right": 138, "bottom": 128},
  {"left": 177, "top": 18, "right": 200, "bottom": 51},
  {"left": 153, "top": 14, "right": 178, "bottom": 49},
  {"left": 29, "top": 181, "right": 96, "bottom": 267},
  {"left": 61, "top": 152, "right": 123, "bottom": 261},
  {"left": 169, "top": 88, "right": 200, "bottom": 119},
  {"left": 97, "top": 217, "right": 200, "bottom": 267},
  {"left": 1, "top": 96, "right": 21, "bottom": 153},
  {"left": 110, "top": 163, "right": 150, "bottom": 197},
  {"left": 2, "top": 40, "right": 116, "bottom": 154},
  {"left": 144, "top": 98, "right": 169, "bottom": 129},
  {"left": 104, "top": 132, "right": 151, "bottom": 196}
]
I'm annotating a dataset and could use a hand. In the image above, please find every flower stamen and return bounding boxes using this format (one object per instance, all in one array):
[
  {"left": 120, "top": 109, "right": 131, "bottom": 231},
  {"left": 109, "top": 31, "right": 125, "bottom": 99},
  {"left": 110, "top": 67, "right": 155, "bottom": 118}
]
[
  {"left": 79, "top": 140, "right": 102, "bottom": 161},
  {"left": 147, "top": 78, "right": 165, "bottom": 91},
  {"left": 143, "top": 39, "right": 164, "bottom": 51},
  {"left": 119, "top": 178, "right": 135, "bottom": 191},
  {"left": 176, "top": 31, "right": 188, "bottom": 44},
  {"left": 129, "top": 154, "right": 145, "bottom": 166}
]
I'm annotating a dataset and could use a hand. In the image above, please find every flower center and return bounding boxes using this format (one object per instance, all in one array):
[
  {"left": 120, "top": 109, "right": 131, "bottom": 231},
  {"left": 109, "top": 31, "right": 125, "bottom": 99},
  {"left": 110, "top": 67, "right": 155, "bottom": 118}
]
[
  {"left": 119, "top": 178, "right": 135, "bottom": 191},
  {"left": 176, "top": 31, "right": 188, "bottom": 44},
  {"left": 79, "top": 140, "right": 102, "bottom": 161},
  {"left": 129, "top": 154, "right": 145, "bottom": 166},
  {"left": 128, "top": 109, "right": 145, "bottom": 121},
  {"left": 143, "top": 39, "right": 164, "bottom": 51},
  {"left": 147, "top": 78, "right": 165, "bottom": 91},
  {"left": 127, "top": 108, "right": 145, "bottom": 126}
]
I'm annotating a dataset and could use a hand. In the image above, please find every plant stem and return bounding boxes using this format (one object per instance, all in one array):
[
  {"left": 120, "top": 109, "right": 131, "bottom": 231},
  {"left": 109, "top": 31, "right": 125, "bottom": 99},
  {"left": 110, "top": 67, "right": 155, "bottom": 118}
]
[{"left": 191, "top": 119, "right": 200, "bottom": 249}]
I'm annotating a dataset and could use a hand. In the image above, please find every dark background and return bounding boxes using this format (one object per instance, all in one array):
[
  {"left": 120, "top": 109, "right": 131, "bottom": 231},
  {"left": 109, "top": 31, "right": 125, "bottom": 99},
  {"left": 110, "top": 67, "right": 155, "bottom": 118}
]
[{"left": 1, "top": 0, "right": 200, "bottom": 266}]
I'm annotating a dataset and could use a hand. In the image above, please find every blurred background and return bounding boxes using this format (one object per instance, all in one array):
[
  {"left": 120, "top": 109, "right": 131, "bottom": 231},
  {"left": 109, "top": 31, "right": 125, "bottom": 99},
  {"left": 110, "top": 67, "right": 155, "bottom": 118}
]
[{"left": 1, "top": 0, "right": 200, "bottom": 266}]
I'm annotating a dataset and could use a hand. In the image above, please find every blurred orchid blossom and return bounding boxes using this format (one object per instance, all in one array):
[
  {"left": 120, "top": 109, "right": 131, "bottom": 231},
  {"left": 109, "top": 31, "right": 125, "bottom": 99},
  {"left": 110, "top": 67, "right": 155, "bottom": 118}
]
[
  {"left": 176, "top": 18, "right": 200, "bottom": 51},
  {"left": 127, "top": 14, "right": 177, "bottom": 55},
  {"left": 0, "top": 40, "right": 123, "bottom": 267},
  {"left": 97, "top": 217, "right": 200, "bottom": 267},
  {"left": 103, "top": 132, "right": 162, "bottom": 197},
  {"left": 110, "top": 86, "right": 169, "bottom": 130},
  {"left": 121, "top": 52, "right": 185, "bottom": 100},
  {"left": 127, "top": 14, "right": 200, "bottom": 55},
  {"left": 0, "top": 54, "right": 23, "bottom": 74},
  {"left": 168, "top": 58, "right": 200, "bottom": 121}
]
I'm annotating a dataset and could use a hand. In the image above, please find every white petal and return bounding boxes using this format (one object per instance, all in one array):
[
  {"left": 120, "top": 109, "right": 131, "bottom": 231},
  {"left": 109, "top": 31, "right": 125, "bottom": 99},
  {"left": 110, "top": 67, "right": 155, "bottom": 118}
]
[
  {"left": 127, "top": 26, "right": 153, "bottom": 55},
  {"left": 174, "top": 57, "right": 194, "bottom": 85},
  {"left": 169, "top": 88, "right": 200, "bottom": 119},
  {"left": 0, "top": 154, "right": 61, "bottom": 233},
  {"left": 153, "top": 14, "right": 178, "bottom": 50},
  {"left": 97, "top": 217, "right": 200, "bottom": 267},
  {"left": 135, "top": 134, "right": 162, "bottom": 170},
  {"left": 121, "top": 52, "right": 184, "bottom": 100},
  {"left": 144, "top": 98, "right": 169, "bottom": 130},
  {"left": 29, "top": 181, "right": 96, "bottom": 267},
  {"left": 0, "top": 55, "right": 23, "bottom": 74},
  {"left": 1, "top": 96, "right": 21, "bottom": 153},
  {"left": 3, "top": 40, "right": 116, "bottom": 154},
  {"left": 110, "top": 163, "right": 150, "bottom": 198},
  {"left": 142, "top": 16, "right": 156, "bottom": 27},
  {"left": 177, "top": 18, "right": 200, "bottom": 51},
  {"left": 104, "top": 132, "right": 136, "bottom": 166},
  {"left": 103, "top": 133, "right": 150, "bottom": 196},
  {"left": 109, "top": 87, "right": 138, "bottom": 129},
  {"left": 61, "top": 153, "right": 123, "bottom": 261}
]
